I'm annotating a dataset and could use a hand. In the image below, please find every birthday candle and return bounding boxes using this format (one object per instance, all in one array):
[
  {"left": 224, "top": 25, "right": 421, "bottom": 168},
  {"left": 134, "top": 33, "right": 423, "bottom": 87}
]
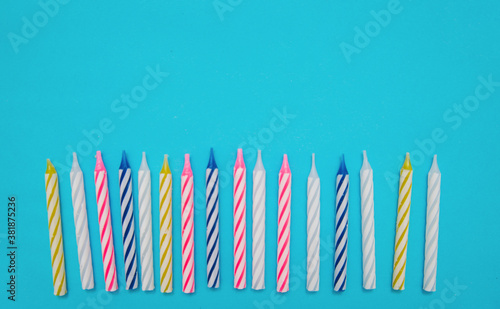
[
  {"left": 181, "top": 154, "right": 195, "bottom": 293},
  {"left": 159, "top": 155, "right": 173, "bottom": 293},
  {"left": 423, "top": 155, "right": 441, "bottom": 292},
  {"left": 334, "top": 155, "right": 349, "bottom": 292},
  {"left": 392, "top": 153, "right": 413, "bottom": 290},
  {"left": 94, "top": 151, "right": 118, "bottom": 292},
  {"left": 138, "top": 152, "right": 154, "bottom": 291},
  {"left": 233, "top": 149, "right": 247, "bottom": 289},
  {"left": 252, "top": 150, "right": 266, "bottom": 290},
  {"left": 306, "top": 154, "right": 320, "bottom": 292},
  {"left": 360, "top": 151, "right": 376, "bottom": 290},
  {"left": 70, "top": 153, "right": 95, "bottom": 290},
  {"left": 45, "top": 159, "right": 67, "bottom": 296},
  {"left": 277, "top": 154, "right": 291, "bottom": 293},
  {"left": 206, "top": 148, "right": 220, "bottom": 288},
  {"left": 118, "top": 151, "right": 139, "bottom": 290}
]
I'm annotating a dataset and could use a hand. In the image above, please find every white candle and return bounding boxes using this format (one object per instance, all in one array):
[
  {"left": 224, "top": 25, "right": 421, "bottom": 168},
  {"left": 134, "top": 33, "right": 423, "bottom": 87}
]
[
  {"left": 423, "top": 155, "right": 441, "bottom": 292},
  {"left": 360, "top": 151, "right": 376, "bottom": 290},
  {"left": 306, "top": 154, "right": 320, "bottom": 292},
  {"left": 252, "top": 150, "right": 266, "bottom": 290},
  {"left": 70, "top": 153, "right": 95, "bottom": 290},
  {"left": 138, "top": 152, "right": 154, "bottom": 291}
]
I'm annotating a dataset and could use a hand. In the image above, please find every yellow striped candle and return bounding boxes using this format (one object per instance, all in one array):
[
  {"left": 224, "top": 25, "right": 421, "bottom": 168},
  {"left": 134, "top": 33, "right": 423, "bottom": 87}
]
[
  {"left": 392, "top": 153, "right": 413, "bottom": 290},
  {"left": 44, "top": 159, "right": 67, "bottom": 296},
  {"left": 159, "top": 155, "right": 173, "bottom": 293}
]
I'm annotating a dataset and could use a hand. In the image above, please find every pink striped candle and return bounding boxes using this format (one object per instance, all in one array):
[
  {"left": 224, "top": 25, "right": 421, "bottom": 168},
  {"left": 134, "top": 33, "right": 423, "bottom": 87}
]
[
  {"left": 233, "top": 149, "right": 246, "bottom": 289},
  {"left": 94, "top": 151, "right": 118, "bottom": 292},
  {"left": 277, "top": 154, "right": 291, "bottom": 293},
  {"left": 181, "top": 154, "right": 195, "bottom": 293}
]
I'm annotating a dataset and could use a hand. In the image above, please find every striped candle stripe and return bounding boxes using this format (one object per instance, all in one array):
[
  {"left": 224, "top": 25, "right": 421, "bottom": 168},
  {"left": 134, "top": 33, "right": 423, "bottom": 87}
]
[
  {"left": 233, "top": 148, "right": 247, "bottom": 289},
  {"left": 70, "top": 153, "right": 95, "bottom": 290},
  {"left": 423, "top": 155, "right": 441, "bottom": 292},
  {"left": 306, "top": 154, "right": 320, "bottom": 292},
  {"left": 277, "top": 154, "right": 291, "bottom": 293},
  {"left": 392, "top": 153, "right": 413, "bottom": 290},
  {"left": 252, "top": 150, "right": 265, "bottom": 290},
  {"left": 206, "top": 148, "right": 220, "bottom": 288},
  {"left": 138, "top": 152, "right": 155, "bottom": 291},
  {"left": 94, "top": 151, "right": 118, "bottom": 292},
  {"left": 360, "top": 151, "right": 376, "bottom": 290},
  {"left": 159, "top": 155, "right": 173, "bottom": 293},
  {"left": 334, "top": 155, "right": 349, "bottom": 292},
  {"left": 45, "top": 159, "right": 67, "bottom": 296},
  {"left": 118, "top": 151, "right": 139, "bottom": 290},
  {"left": 181, "top": 154, "right": 195, "bottom": 293}
]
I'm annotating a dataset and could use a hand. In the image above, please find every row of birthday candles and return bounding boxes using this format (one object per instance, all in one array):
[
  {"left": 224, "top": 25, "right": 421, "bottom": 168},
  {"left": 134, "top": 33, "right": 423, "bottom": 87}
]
[{"left": 44, "top": 149, "right": 441, "bottom": 296}]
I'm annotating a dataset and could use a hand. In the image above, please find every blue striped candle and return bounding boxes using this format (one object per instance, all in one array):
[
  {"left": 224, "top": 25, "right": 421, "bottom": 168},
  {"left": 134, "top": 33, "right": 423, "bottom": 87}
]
[
  {"left": 206, "top": 148, "right": 220, "bottom": 288},
  {"left": 119, "top": 151, "right": 139, "bottom": 290},
  {"left": 334, "top": 155, "right": 349, "bottom": 292}
]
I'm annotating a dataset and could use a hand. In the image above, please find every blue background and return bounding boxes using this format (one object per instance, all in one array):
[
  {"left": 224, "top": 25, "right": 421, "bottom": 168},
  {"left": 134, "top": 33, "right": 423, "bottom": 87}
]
[{"left": 1, "top": 0, "right": 499, "bottom": 308}]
